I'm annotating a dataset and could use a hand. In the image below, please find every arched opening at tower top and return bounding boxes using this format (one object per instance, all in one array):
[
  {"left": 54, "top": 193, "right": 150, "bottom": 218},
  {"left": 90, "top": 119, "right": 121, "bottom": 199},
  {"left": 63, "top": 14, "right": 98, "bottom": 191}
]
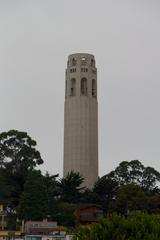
[
  {"left": 92, "top": 79, "right": 97, "bottom": 98},
  {"left": 81, "top": 78, "right": 87, "bottom": 96},
  {"left": 70, "top": 78, "right": 76, "bottom": 96},
  {"left": 72, "top": 58, "right": 76, "bottom": 66}
]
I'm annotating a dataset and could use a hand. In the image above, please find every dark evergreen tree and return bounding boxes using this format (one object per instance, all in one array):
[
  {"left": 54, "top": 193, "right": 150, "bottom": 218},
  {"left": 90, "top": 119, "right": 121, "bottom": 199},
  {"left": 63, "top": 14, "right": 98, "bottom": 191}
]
[
  {"left": 17, "top": 170, "right": 47, "bottom": 220},
  {"left": 43, "top": 172, "right": 59, "bottom": 217},
  {"left": 93, "top": 176, "right": 118, "bottom": 212},
  {"left": 110, "top": 183, "right": 148, "bottom": 214},
  {"left": 58, "top": 171, "right": 84, "bottom": 203},
  {"left": 0, "top": 130, "right": 43, "bottom": 210}
]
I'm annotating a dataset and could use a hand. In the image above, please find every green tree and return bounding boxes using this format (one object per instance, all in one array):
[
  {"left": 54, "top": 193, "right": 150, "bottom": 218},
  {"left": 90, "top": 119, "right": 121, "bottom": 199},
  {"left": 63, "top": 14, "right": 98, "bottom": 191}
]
[
  {"left": 58, "top": 171, "right": 84, "bottom": 203},
  {"left": 0, "top": 168, "right": 11, "bottom": 204},
  {"left": 79, "top": 189, "right": 97, "bottom": 204},
  {"left": 147, "top": 194, "right": 160, "bottom": 214},
  {"left": 142, "top": 166, "right": 160, "bottom": 191},
  {"left": 17, "top": 170, "right": 47, "bottom": 220},
  {"left": 93, "top": 176, "right": 118, "bottom": 212},
  {"left": 0, "top": 130, "right": 43, "bottom": 172},
  {"left": 52, "top": 202, "right": 76, "bottom": 227},
  {"left": 0, "top": 130, "right": 43, "bottom": 209},
  {"left": 75, "top": 212, "right": 160, "bottom": 240},
  {"left": 107, "top": 160, "right": 144, "bottom": 185},
  {"left": 43, "top": 172, "right": 59, "bottom": 217},
  {"left": 107, "top": 160, "right": 160, "bottom": 191},
  {"left": 111, "top": 184, "right": 148, "bottom": 214}
]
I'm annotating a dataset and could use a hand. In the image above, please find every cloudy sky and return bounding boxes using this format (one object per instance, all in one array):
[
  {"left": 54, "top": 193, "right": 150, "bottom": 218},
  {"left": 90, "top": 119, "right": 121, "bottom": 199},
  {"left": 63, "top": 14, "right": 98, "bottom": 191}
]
[{"left": 0, "top": 0, "right": 160, "bottom": 177}]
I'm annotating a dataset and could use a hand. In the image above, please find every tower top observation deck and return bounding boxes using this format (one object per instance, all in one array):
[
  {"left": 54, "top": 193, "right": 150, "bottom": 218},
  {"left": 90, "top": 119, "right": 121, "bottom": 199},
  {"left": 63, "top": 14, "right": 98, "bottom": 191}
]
[{"left": 67, "top": 53, "right": 96, "bottom": 68}]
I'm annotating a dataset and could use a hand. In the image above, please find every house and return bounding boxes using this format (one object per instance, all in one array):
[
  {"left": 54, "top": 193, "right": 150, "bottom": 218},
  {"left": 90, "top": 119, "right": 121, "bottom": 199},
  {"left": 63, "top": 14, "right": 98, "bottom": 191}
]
[
  {"left": 24, "top": 220, "right": 74, "bottom": 240},
  {"left": 25, "top": 220, "right": 58, "bottom": 235},
  {"left": 74, "top": 204, "right": 104, "bottom": 225}
]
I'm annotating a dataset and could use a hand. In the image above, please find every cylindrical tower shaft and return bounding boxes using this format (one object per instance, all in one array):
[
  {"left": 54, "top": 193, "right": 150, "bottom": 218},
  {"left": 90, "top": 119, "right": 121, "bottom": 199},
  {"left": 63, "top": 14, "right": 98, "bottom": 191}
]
[{"left": 63, "top": 53, "right": 98, "bottom": 189}]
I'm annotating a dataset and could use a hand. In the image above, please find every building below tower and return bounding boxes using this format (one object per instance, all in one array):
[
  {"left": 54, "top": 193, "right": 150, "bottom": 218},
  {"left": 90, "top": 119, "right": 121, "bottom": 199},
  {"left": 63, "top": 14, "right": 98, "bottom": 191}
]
[{"left": 63, "top": 53, "right": 98, "bottom": 189}]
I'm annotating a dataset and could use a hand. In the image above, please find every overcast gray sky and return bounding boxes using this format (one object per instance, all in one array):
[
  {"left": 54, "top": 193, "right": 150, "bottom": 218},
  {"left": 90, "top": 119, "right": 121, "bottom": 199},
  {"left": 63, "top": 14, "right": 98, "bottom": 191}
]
[{"left": 0, "top": 0, "right": 160, "bottom": 177}]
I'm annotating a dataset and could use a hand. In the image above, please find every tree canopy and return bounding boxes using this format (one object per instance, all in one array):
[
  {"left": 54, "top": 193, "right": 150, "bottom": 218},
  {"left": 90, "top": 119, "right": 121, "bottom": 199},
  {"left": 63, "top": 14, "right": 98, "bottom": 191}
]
[
  {"left": 17, "top": 170, "right": 47, "bottom": 220},
  {"left": 0, "top": 129, "right": 43, "bottom": 172},
  {"left": 1, "top": 130, "right": 160, "bottom": 228},
  {"left": 0, "top": 130, "right": 43, "bottom": 211},
  {"left": 58, "top": 171, "right": 84, "bottom": 203},
  {"left": 75, "top": 212, "right": 160, "bottom": 240},
  {"left": 106, "top": 160, "right": 160, "bottom": 191},
  {"left": 111, "top": 184, "right": 148, "bottom": 214}
]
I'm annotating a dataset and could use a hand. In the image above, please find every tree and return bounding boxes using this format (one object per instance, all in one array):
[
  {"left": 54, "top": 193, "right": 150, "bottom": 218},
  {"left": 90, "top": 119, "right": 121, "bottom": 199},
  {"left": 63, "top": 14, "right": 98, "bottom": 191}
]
[
  {"left": 93, "top": 176, "right": 118, "bottom": 212},
  {"left": 58, "top": 171, "right": 84, "bottom": 203},
  {"left": 0, "top": 168, "right": 11, "bottom": 205},
  {"left": 43, "top": 172, "right": 60, "bottom": 217},
  {"left": 0, "top": 130, "right": 43, "bottom": 210},
  {"left": 52, "top": 202, "right": 76, "bottom": 227},
  {"left": 74, "top": 212, "right": 160, "bottom": 240},
  {"left": 17, "top": 170, "right": 47, "bottom": 220},
  {"left": 0, "top": 130, "right": 43, "bottom": 172},
  {"left": 147, "top": 194, "right": 160, "bottom": 214},
  {"left": 106, "top": 160, "right": 160, "bottom": 191},
  {"left": 107, "top": 160, "right": 144, "bottom": 185},
  {"left": 79, "top": 189, "right": 97, "bottom": 204},
  {"left": 42, "top": 173, "right": 78, "bottom": 226},
  {"left": 111, "top": 184, "right": 148, "bottom": 214},
  {"left": 142, "top": 166, "right": 160, "bottom": 191}
]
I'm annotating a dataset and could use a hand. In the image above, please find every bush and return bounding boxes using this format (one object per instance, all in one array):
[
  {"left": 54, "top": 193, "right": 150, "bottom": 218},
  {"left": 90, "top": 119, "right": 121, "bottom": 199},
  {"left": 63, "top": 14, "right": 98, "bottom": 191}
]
[{"left": 75, "top": 212, "right": 160, "bottom": 240}]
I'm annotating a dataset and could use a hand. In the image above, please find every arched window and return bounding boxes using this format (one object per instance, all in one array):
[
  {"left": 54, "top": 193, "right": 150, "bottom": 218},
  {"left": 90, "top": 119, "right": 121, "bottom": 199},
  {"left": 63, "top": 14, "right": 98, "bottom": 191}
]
[
  {"left": 81, "top": 78, "right": 87, "bottom": 95},
  {"left": 91, "top": 59, "right": 95, "bottom": 67},
  {"left": 72, "top": 58, "right": 76, "bottom": 66},
  {"left": 92, "top": 79, "right": 96, "bottom": 97},
  {"left": 70, "top": 78, "right": 76, "bottom": 96}
]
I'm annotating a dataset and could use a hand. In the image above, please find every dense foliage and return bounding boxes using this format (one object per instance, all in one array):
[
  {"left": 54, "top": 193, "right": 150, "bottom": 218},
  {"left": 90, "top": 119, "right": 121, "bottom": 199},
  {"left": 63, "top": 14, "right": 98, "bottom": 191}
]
[
  {"left": 0, "top": 130, "right": 43, "bottom": 209},
  {"left": 1, "top": 130, "right": 160, "bottom": 229},
  {"left": 74, "top": 212, "right": 160, "bottom": 240}
]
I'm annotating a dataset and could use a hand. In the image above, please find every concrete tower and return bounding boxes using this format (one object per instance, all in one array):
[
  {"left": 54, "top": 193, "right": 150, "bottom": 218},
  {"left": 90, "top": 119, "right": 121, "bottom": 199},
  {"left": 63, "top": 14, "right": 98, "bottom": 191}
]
[{"left": 63, "top": 53, "right": 98, "bottom": 189}]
